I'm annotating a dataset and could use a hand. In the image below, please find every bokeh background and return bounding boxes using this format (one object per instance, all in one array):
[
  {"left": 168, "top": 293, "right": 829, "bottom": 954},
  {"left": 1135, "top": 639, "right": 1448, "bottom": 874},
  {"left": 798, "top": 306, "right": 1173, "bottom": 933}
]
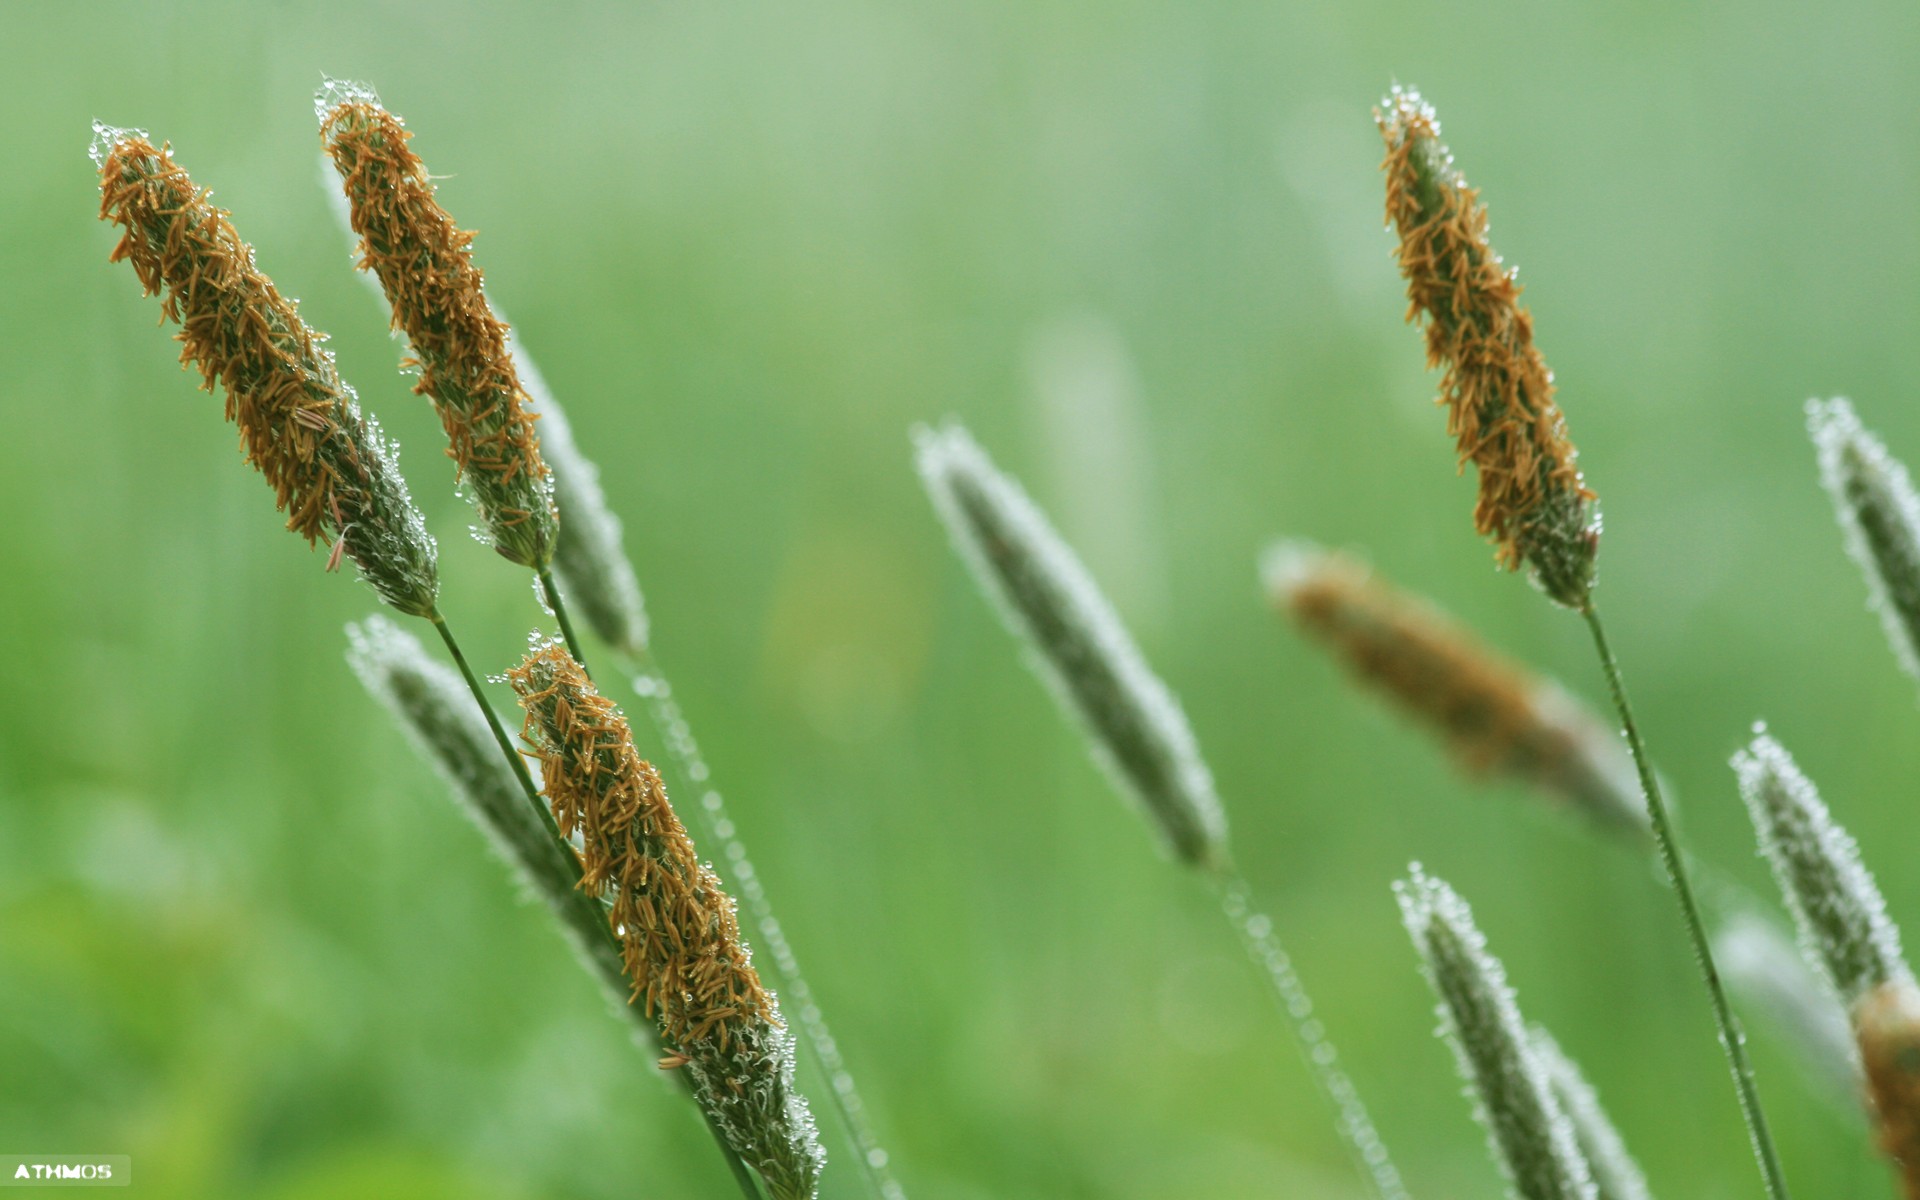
[{"left": 5, "top": 1, "right": 1919, "bottom": 1196}]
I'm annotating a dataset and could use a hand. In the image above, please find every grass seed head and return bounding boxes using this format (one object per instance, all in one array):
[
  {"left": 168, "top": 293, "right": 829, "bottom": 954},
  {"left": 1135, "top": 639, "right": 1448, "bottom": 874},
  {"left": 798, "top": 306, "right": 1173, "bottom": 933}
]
[
  {"left": 95, "top": 125, "right": 439, "bottom": 617},
  {"left": 1808, "top": 398, "right": 1920, "bottom": 692},
  {"left": 1396, "top": 865, "right": 1598, "bottom": 1200},
  {"left": 1858, "top": 977, "right": 1920, "bottom": 1200},
  {"left": 915, "top": 421, "right": 1228, "bottom": 871},
  {"left": 1377, "top": 87, "right": 1599, "bottom": 609},
  {"left": 1734, "top": 727, "right": 1910, "bottom": 1006},
  {"left": 508, "top": 640, "right": 822, "bottom": 1199},
  {"left": 1530, "top": 1026, "right": 1652, "bottom": 1200},
  {"left": 1266, "top": 542, "right": 1641, "bottom": 836},
  {"left": 318, "top": 81, "right": 557, "bottom": 570}
]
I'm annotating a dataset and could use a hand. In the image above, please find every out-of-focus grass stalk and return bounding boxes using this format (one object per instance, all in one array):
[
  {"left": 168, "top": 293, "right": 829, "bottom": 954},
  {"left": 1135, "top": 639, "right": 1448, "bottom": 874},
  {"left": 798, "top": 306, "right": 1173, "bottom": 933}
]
[
  {"left": 1717, "top": 914, "right": 1862, "bottom": 1106},
  {"left": 1265, "top": 541, "right": 1643, "bottom": 838},
  {"left": 1378, "top": 85, "right": 1789, "bottom": 1199},
  {"left": 915, "top": 421, "right": 1406, "bottom": 1200}
]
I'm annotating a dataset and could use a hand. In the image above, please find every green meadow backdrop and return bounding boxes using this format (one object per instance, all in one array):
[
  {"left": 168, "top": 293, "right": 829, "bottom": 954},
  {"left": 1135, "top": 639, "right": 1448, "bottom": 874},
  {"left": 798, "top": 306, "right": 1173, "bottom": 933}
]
[{"left": 4, "top": 1, "right": 1918, "bottom": 1196}]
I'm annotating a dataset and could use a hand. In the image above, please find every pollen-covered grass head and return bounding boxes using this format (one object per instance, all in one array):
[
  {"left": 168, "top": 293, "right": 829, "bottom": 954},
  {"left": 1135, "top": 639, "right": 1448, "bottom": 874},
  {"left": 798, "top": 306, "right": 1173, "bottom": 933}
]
[
  {"left": 1265, "top": 541, "right": 1641, "bottom": 835},
  {"left": 317, "top": 80, "right": 556, "bottom": 570},
  {"left": 94, "top": 124, "right": 439, "bottom": 618},
  {"left": 1377, "top": 87, "right": 1599, "bottom": 609},
  {"left": 508, "top": 640, "right": 822, "bottom": 1200}
]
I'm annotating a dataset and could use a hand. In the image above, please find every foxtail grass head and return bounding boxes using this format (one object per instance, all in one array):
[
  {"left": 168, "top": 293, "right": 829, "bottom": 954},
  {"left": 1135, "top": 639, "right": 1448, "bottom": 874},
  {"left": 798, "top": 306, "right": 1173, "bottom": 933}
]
[
  {"left": 1265, "top": 541, "right": 1642, "bottom": 835},
  {"left": 317, "top": 81, "right": 556, "bottom": 570},
  {"left": 1733, "top": 728, "right": 1909, "bottom": 1007},
  {"left": 1808, "top": 398, "right": 1920, "bottom": 691},
  {"left": 1396, "top": 865, "right": 1597, "bottom": 1200},
  {"left": 508, "top": 640, "right": 822, "bottom": 1199},
  {"left": 1377, "top": 87, "right": 1599, "bottom": 609},
  {"left": 914, "top": 421, "right": 1227, "bottom": 871},
  {"left": 95, "top": 125, "right": 439, "bottom": 617},
  {"left": 1858, "top": 978, "right": 1920, "bottom": 1200}
]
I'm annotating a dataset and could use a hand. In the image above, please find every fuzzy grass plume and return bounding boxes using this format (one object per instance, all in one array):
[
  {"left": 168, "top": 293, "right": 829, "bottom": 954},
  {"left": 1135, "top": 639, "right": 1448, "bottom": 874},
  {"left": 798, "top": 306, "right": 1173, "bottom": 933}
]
[
  {"left": 509, "top": 640, "right": 822, "bottom": 1200},
  {"left": 914, "top": 421, "right": 1226, "bottom": 870},
  {"left": 1376, "top": 87, "right": 1598, "bottom": 609},
  {"left": 1397, "top": 866, "right": 1596, "bottom": 1200},
  {"left": 317, "top": 81, "right": 556, "bottom": 570},
  {"left": 1808, "top": 399, "right": 1920, "bottom": 690},
  {"left": 1733, "top": 728, "right": 1909, "bottom": 1007},
  {"left": 1265, "top": 541, "right": 1641, "bottom": 835},
  {"left": 94, "top": 125, "right": 439, "bottom": 617}
]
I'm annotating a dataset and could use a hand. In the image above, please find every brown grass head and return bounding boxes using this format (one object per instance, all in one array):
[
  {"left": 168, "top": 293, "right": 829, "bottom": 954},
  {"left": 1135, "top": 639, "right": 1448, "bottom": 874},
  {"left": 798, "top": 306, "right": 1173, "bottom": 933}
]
[
  {"left": 318, "top": 83, "right": 556, "bottom": 571},
  {"left": 1858, "top": 978, "right": 1920, "bottom": 1199},
  {"left": 508, "top": 639, "right": 822, "bottom": 1198},
  {"left": 1376, "top": 87, "right": 1599, "bottom": 609},
  {"left": 95, "top": 125, "right": 439, "bottom": 617},
  {"left": 1266, "top": 542, "right": 1642, "bottom": 835}
]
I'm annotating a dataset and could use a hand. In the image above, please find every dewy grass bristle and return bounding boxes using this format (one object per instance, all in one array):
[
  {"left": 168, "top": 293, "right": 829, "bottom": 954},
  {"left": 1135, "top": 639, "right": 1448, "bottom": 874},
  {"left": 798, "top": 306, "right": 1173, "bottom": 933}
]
[
  {"left": 1377, "top": 87, "right": 1599, "bottom": 609},
  {"left": 318, "top": 81, "right": 556, "bottom": 570},
  {"left": 1531, "top": 1026, "right": 1652, "bottom": 1200},
  {"left": 1265, "top": 541, "right": 1642, "bottom": 835},
  {"left": 509, "top": 640, "right": 822, "bottom": 1200},
  {"left": 94, "top": 125, "right": 439, "bottom": 617}
]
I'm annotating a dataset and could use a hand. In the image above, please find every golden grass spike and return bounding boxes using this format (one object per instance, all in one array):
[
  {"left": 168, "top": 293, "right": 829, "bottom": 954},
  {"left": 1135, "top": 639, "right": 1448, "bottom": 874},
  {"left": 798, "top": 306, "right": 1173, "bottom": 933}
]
[
  {"left": 1376, "top": 87, "right": 1599, "bottom": 609},
  {"left": 94, "top": 125, "right": 439, "bottom": 617},
  {"left": 318, "top": 81, "right": 556, "bottom": 570},
  {"left": 508, "top": 640, "right": 823, "bottom": 1200},
  {"left": 1265, "top": 542, "right": 1641, "bottom": 835}
]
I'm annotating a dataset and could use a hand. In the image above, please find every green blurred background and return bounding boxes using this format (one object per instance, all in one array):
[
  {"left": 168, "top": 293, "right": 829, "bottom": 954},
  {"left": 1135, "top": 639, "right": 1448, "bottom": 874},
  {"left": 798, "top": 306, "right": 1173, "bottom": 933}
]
[{"left": 5, "top": 1, "right": 1918, "bottom": 1196}]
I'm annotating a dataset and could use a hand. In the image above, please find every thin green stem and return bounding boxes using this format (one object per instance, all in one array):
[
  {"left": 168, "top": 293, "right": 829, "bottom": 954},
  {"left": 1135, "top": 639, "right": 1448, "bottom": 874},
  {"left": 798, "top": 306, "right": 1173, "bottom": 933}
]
[
  {"left": 430, "top": 613, "right": 562, "bottom": 847},
  {"left": 429, "top": 611, "right": 762, "bottom": 1200},
  {"left": 1579, "top": 602, "right": 1791, "bottom": 1200},
  {"left": 538, "top": 568, "right": 592, "bottom": 678}
]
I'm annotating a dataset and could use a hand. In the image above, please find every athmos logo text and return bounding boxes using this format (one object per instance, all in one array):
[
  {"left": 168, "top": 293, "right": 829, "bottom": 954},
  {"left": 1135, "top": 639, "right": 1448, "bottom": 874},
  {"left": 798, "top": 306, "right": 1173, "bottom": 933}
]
[{"left": 0, "top": 1157, "right": 130, "bottom": 1187}]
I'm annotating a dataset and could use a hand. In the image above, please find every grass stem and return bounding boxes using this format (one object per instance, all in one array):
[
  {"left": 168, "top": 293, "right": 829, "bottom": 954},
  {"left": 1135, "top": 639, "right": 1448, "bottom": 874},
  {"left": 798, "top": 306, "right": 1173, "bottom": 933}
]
[
  {"left": 1579, "top": 602, "right": 1791, "bottom": 1200},
  {"left": 539, "top": 568, "right": 593, "bottom": 678}
]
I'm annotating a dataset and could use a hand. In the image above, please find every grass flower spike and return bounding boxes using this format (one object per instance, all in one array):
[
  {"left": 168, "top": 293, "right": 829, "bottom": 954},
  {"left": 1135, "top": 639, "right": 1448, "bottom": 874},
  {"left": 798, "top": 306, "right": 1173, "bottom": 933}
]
[
  {"left": 1377, "top": 87, "right": 1598, "bottom": 609},
  {"left": 1808, "top": 399, "right": 1920, "bottom": 691},
  {"left": 318, "top": 81, "right": 556, "bottom": 570},
  {"left": 1733, "top": 728, "right": 1909, "bottom": 1006},
  {"left": 95, "top": 126, "right": 439, "bottom": 617},
  {"left": 1397, "top": 866, "right": 1597, "bottom": 1200},
  {"left": 1531, "top": 1027, "right": 1652, "bottom": 1200},
  {"left": 914, "top": 422, "right": 1226, "bottom": 870},
  {"left": 509, "top": 640, "right": 822, "bottom": 1200},
  {"left": 1265, "top": 542, "right": 1642, "bottom": 835}
]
